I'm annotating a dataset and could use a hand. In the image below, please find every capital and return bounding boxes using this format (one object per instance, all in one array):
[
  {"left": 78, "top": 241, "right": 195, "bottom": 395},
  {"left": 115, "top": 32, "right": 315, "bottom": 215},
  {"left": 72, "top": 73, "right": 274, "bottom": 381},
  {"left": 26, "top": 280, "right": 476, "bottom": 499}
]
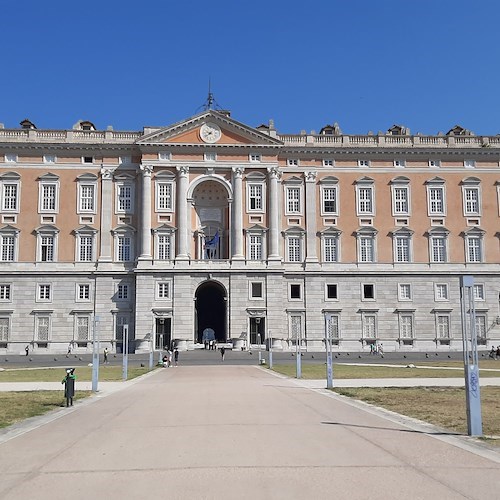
[
  {"left": 267, "top": 166, "right": 282, "bottom": 180},
  {"left": 100, "top": 167, "right": 115, "bottom": 180},
  {"left": 176, "top": 165, "right": 189, "bottom": 177},
  {"left": 140, "top": 164, "right": 154, "bottom": 176},
  {"left": 232, "top": 166, "right": 245, "bottom": 178},
  {"left": 305, "top": 171, "right": 317, "bottom": 182}
]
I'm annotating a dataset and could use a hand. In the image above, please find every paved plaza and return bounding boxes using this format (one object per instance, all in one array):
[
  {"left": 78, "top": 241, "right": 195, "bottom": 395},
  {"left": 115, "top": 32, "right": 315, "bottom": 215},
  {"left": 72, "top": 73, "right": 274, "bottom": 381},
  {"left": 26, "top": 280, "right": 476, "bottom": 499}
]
[{"left": 1, "top": 365, "right": 499, "bottom": 499}]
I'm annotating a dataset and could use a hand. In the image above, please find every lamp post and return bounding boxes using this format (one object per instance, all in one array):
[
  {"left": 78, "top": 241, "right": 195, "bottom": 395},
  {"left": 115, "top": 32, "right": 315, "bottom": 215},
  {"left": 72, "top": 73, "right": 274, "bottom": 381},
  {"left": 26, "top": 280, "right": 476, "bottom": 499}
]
[
  {"left": 92, "top": 315, "right": 100, "bottom": 393},
  {"left": 257, "top": 333, "right": 262, "bottom": 365},
  {"left": 460, "top": 276, "right": 483, "bottom": 436},
  {"left": 325, "top": 314, "right": 333, "bottom": 389},
  {"left": 268, "top": 330, "right": 273, "bottom": 369},
  {"left": 296, "top": 328, "right": 302, "bottom": 379},
  {"left": 122, "top": 324, "right": 129, "bottom": 381},
  {"left": 148, "top": 331, "right": 154, "bottom": 370}
]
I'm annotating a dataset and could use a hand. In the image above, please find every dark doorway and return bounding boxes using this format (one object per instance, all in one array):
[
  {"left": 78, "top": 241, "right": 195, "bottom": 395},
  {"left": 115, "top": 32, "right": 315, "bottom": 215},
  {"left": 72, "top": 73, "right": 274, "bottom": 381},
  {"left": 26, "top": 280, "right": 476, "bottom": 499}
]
[
  {"left": 250, "top": 317, "right": 265, "bottom": 344},
  {"left": 195, "top": 281, "right": 226, "bottom": 343},
  {"left": 155, "top": 318, "right": 172, "bottom": 349}
]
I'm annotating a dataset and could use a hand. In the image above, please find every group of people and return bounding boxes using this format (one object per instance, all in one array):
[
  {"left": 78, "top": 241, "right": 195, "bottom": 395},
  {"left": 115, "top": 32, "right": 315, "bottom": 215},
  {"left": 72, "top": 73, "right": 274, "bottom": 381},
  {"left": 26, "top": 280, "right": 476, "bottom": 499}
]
[
  {"left": 162, "top": 348, "right": 179, "bottom": 367},
  {"left": 488, "top": 346, "right": 500, "bottom": 359},
  {"left": 369, "top": 343, "right": 384, "bottom": 355}
]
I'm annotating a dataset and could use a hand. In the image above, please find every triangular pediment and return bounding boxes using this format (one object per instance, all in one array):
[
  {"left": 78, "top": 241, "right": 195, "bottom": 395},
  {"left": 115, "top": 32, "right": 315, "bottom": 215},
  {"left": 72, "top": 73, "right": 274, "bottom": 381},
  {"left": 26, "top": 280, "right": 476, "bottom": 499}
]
[{"left": 136, "top": 110, "right": 282, "bottom": 147}]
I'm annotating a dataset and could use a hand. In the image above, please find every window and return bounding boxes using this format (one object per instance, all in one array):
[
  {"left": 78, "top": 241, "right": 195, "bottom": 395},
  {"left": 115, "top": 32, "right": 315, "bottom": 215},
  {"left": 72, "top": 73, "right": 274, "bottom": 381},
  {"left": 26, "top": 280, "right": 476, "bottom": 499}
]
[
  {"left": 362, "top": 313, "right": 377, "bottom": 339},
  {"left": 158, "top": 152, "right": 171, "bottom": 161},
  {"left": 436, "top": 314, "right": 450, "bottom": 340},
  {"left": 0, "top": 317, "right": 9, "bottom": 343},
  {"left": 248, "top": 184, "right": 263, "bottom": 211},
  {"left": 36, "top": 316, "right": 50, "bottom": 342},
  {"left": 322, "top": 186, "right": 338, "bottom": 214},
  {"left": 250, "top": 282, "right": 263, "bottom": 299},
  {"left": 326, "top": 284, "right": 338, "bottom": 300},
  {"left": 394, "top": 160, "right": 406, "bottom": 167},
  {"left": 429, "top": 160, "right": 441, "bottom": 167},
  {"left": 323, "top": 236, "right": 339, "bottom": 262},
  {"left": 116, "top": 183, "right": 134, "bottom": 213},
  {"left": 44, "top": 155, "right": 56, "bottom": 163},
  {"left": 287, "top": 158, "right": 299, "bottom": 166},
  {"left": 157, "top": 282, "right": 170, "bottom": 299},
  {"left": 427, "top": 227, "right": 449, "bottom": 263},
  {"left": 76, "top": 233, "right": 95, "bottom": 262},
  {"left": 5, "top": 154, "right": 17, "bottom": 163},
  {"left": 289, "top": 284, "right": 302, "bottom": 300},
  {"left": 392, "top": 229, "right": 413, "bottom": 263},
  {"left": 38, "top": 174, "right": 60, "bottom": 213},
  {"left": 289, "top": 313, "right": 304, "bottom": 346},
  {"left": 77, "top": 284, "right": 91, "bottom": 301},
  {"left": 249, "top": 154, "right": 261, "bottom": 162},
  {"left": 399, "top": 314, "right": 414, "bottom": 340},
  {"left": 358, "top": 160, "right": 370, "bottom": 167},
  {"left": 117, "top": 235, "right": 132, "bottom": 261},
  {"left": 287, "top": 236, "right": 302, "bottom": 262},
  {"left": 356, "top": 182, "right": 374, "bottom": 215},
  {"left": 0, "top": 232, "right": 16, "bottom": 261},
  {"left": 119, "top": 156, "right": 131, "bottom": 165},
  {"left": 40, "top": 235, "right": 54, "bottom": 261},
  {"left": 362, "top": 284, "right": 375, "bottom": 300},
  {"left": 117, "top": 284, "right": 129, "bottom": 300},
  {"left": 326, "top": 313, "right": 340, "bottom": 342},
  {"left": 323, "top": 159, "right": 334, "bottom": 167},
  {"left": 466, "top": 235, "right": 482, "bottom": 262},
  {"left": 82, "top": 156, "right": 94, "bottom": 164},
  {"left": 392, "top": 186, "right": 410, "bottom": 215},
  {"left": 286, "top": 187, "right": 301, "bottom": 214},
  {"left": 204, "top": 152, "right": 216, "bottom": 161},
  {"left": 157, "top": 234, "right": 171, "bottom": 260},
  {"left": 249, "top": 234, "right": 263, "bottom": 260},
  {"left": 2, "top": 182, "right": 19, "bottom": 212},
  {"left": 463, "top": 186, "right": 481, "bottom": 216},
  {"left": 0, "top": 284, "right": 11, "bottom": 301},
  {"left": 156, "top": 182, "right": 173, "bottom": 211},
  {"left": 79, "top": 184, "right": 95, "bottom": 213},
  {"left": 76, "top": 315, "right": 90, "bottom": 342},
  {"left": 435, "top": 283, "right": 449, "bottom": 301},
  {"left": 473, "top": 284, "right": 485, "bottom": 301},
  {"left": 464, "top": 160, "right": 476, "bottom": 168},
  {"left": 356, "top": 227, "right": 377, "bottom": 263},
  {"left": 427, "top": 186, "right": 445, "bottom": 215},
  {"left": 38, "top": 284, "right": 51, "bottom": 301},
  {"left": 399, "top": 284, "right": 412, "bottom": 301},
  {"left": 476, "top": 314, "right": 487, "bottom": 344}
]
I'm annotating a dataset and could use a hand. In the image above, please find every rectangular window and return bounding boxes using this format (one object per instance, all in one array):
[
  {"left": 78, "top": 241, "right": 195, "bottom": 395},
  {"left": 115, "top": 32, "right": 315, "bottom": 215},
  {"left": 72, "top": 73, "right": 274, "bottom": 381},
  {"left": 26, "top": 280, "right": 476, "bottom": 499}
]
[
  {"left": 359, "top": 236, "right": 374, "bottom": 262},
  {"left": 473, "top": 284, "right": 485, "bottom": 301},
  {"left": 2, "top": 183, "right": 18, "bottom": 211},
  {"left": 75, "top": 316, "right": 90, "bottom": 341},
  {"left": 358, "top": 160, "right": 370, "bottom": 167},
  {"left": 250, "top": 154, "right": 261, "bottom": 162},
  {"left": 44, "top": 155, "right": 56, "bottom": 163},
  {"left": 435, "top": 283, "right": 449, "bottom": 301},
  {"left": 323, "top": 159, "right": 334, "bottom": 167},
  {"left": 0, "top": 284, "right": 11, "bottom": 300},
  {"left": 394, "top": 160, "right": 406, "bottom": 167},
  {"left": 324, "top": 236, "right": 338, "bottom": 262},
  {"left": 36, "top": 316, "right": 50, "bottom": 341},
  {"left": 467, "top": 237, "right": 482, "bottom": 262},
  {"left": 327, "top": 314, "right": 340, "bottom": 340},
  {"left": 157, "top": 235, "right": 171, "bottom": 260},
  {"left": 157, "top": 183, "right": 173, "bottom": 211},
  {"left": 157, "top": 282, "right": 169, "bottom": 299},
  {"left": 0, "top": 235, "right": 15, "bottom": 261},
  {"left": 117, "top": 185, "right": 132, "bottom": 213},
  {"left": 322, "top": 187, "right": 337, "bottom": 214},
  {"left": 82, "top": 156, "right": 94, "bottom": 164},
  {"left": 117, "top": 236, "right": 131, "bottom": 261},
  {"left": 287, "top": 159, "right": 299, "bottom": 166},
  {"left": 204, "top": 152, "right": 216, "bottom": 161},
  {"left": 249, "top": 184, "right": 263, "bottom": 211},
  {"left": 159, "top": 152, "right": 171, "bottom": 161},
  {"left": 464, "top": 187, "right": 480, "bottom": 215},
  {"left": 428, "top": 187, "right": 445, "bottom": 215},
  {"left": 79, "top": 185, "right": 95, "bottom": 212},
  {"left": 431, "top": 237, "right": 446, "bottom": 263},
  {"left": 395, "top": 236, "right": 410, "bottom": 262},
  {"left": 464, "top": 160, "right": 476, "bottom": 168},
  {"left": 38, "top": 284, "right": 51, "bottom": 301},
  {"left": 5, "top": 154, "right": 17, "bottom": 163},
  {"left": 399, "top": 314, "right": 413, "bottom": 339},
  {"left": 41, "top": 184, "right": 57, "bottom": 211},
  {"left": 0, "top": 317, "right": 9, "bottom": 342},
  {"left": 363, "top": 314, "right": 376, "bottom": 338},
  {"left": 437, "top": 315, "right": 450, "bottom": 339},
  {"left": 286, "top": 187, "right": 301, "bottom": 213},
  {"left": 393, "top": 187, "right": 409, "bottom": 214},
  {"left": 357, "top": 187, "right": 373, "bottom": 214},
  {"left": 78, "top": 235, "right": 93, "bottom": 262},
  {"left": 476, "top": 315, "right": 487, "bottom": 342},
  {"left": 117, "top": 284, "right": 129, "bottom": 300},
  {"left": 40, "top": 236, "right": 54, "bottom": 262},
  {"left": 290, "top": 314, "right": 302, "bottom": 345},
  {"left": 429, "top": 160, "right": 441, "bottom": 167},
  {"left": 326, "top": 284, "right": 338, "bottom": 300},
  {"left": 78, "top": 284, "right": 90, "bottom": 300},
  {"left": 399, "top": 284, "right": 412, "bottom": 300},
  {"left": 289, "top": 284, "right": 301, "bottom": 300},
  {"left": 287, "top": 237, "right": 301, "bottom": 262},
  {"left": 251, "top": 282, "right": 263, "bottom": 299},
  {"left": 362, "top": 284, "right": 375, "bottom": 300},
  {"left": 249, "top": 235, "right": 262, "bottom": 260}
]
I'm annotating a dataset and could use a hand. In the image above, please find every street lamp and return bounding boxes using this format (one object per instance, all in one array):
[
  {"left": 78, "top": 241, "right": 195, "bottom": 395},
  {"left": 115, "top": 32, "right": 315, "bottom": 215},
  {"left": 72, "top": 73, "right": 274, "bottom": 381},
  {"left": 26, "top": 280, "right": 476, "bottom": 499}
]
[
  {"left": 92, "top": 315, "right": 100, "bottom": 392},
  {"left": 268, "top": 330, "right": 273, "bottom": 369},
  {"left": 122, "top": 324, "right": 129, "bottom": 381},
  {"left": 295, "top": 328, "right": 302, "bottom": 379},
  {"left": 325, "top": 313, "right": 333, "bottom": 389}
]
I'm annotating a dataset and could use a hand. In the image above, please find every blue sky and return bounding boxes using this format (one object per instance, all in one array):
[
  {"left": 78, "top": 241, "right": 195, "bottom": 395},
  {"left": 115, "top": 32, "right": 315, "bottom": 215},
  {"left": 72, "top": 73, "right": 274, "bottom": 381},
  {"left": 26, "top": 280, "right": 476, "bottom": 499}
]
[{"left": 2, "top": 0, "right": 499, "bottom": 135}]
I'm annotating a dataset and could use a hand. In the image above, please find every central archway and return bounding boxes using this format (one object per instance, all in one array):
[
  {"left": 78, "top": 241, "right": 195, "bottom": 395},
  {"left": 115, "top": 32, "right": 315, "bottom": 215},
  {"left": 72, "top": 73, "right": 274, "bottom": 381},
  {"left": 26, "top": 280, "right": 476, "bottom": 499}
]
[{"left": 195, "top": 281, "right": 227, "bottom": 343}]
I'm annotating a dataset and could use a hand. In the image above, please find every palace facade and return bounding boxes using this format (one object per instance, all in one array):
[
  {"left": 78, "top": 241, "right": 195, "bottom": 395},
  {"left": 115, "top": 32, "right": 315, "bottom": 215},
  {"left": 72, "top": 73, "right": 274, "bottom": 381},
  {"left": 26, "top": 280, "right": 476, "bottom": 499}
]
[{"left": 0, "top": 111, "right": 499, "bottom": 354}]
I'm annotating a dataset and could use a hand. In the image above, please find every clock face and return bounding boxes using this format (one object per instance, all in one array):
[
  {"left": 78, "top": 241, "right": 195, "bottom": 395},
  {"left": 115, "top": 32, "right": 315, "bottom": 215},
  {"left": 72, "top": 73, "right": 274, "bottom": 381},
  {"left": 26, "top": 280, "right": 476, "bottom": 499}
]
[{"left": 200, "top": 123, "right": 222, "bottom": 144}]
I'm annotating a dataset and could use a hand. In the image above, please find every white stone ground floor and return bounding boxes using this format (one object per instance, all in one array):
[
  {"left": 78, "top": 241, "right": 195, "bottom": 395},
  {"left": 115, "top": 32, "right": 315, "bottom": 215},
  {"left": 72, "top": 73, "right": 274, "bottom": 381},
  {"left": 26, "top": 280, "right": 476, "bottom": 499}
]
[{"left": 1, "top": 267, "right": 499, "bottom": 354}]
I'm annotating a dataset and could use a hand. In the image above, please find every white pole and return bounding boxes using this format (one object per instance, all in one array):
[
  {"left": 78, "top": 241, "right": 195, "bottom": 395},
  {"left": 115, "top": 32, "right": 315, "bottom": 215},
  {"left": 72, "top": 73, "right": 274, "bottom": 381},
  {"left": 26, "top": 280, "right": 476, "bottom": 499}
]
[
  {"left": 122, "top": 324, "right": 129, "bottom": 381},
  {"left": 92, "top": 316, "right": 100, "bottom": 392}
]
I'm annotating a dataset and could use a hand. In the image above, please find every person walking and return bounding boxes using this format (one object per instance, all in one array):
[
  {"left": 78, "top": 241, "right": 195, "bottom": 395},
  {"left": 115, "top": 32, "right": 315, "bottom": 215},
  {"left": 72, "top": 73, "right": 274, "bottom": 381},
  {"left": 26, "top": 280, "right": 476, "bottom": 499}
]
[
  {"left": 220, "top": 346, "right": 225, "bottom": 362},
  {"left": 62, "top": 368, "right": 76, "bottom": 407},
  {"left": 25, "top": 345, "right": 29, "bottom": 356},
  {"left": 174, "top": 348, "right": 179, "bottom": 367},
  {"left": 103, "top": 347, "right": 109, "bottom": 364}
]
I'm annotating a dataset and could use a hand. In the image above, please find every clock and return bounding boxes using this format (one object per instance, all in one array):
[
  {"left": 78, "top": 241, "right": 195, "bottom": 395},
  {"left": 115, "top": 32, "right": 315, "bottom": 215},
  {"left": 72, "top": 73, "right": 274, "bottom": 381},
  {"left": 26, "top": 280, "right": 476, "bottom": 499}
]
[{"left": 200, "top": 123, "right": 222, "bottom": 143}]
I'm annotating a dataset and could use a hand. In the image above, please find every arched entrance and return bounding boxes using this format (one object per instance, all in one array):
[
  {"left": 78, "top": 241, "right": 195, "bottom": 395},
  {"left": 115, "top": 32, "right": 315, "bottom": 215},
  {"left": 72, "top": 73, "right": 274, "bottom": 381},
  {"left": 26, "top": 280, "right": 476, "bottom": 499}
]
[{"left": 195, "top": 281, "right": 226, "bottom": 343}]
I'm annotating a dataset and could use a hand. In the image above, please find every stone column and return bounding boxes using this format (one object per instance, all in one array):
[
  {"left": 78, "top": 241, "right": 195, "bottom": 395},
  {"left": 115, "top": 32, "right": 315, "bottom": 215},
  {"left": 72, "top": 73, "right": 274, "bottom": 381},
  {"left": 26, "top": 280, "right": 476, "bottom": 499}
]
[
  {"left": 232, "top": 167, "right": 244, "bottom": 259},
  {"left": 98, "top": 166, "right": 114, "bottom": 262},
  {"left": 304, "top": 171, "right": 318, "bottom": 262},
  {"left": 139, "top": 164, "right": 153, "bottom": 259},
  {"left": 176, "top": 166, "right": 189, "bottom": 260},
  {"left": 267, "top": 166, "right": 281, "bottom": 260}
]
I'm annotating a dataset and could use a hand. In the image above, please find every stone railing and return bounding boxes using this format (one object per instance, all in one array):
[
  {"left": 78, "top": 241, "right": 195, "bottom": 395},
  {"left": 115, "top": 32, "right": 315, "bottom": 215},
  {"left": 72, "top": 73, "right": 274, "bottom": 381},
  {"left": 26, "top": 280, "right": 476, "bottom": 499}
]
[
  {"left": 0, "top": 129, "right": 143, "bottom": 143},
  {"left": 278, "top": 134, "right": 499, "bottom": 148}
]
